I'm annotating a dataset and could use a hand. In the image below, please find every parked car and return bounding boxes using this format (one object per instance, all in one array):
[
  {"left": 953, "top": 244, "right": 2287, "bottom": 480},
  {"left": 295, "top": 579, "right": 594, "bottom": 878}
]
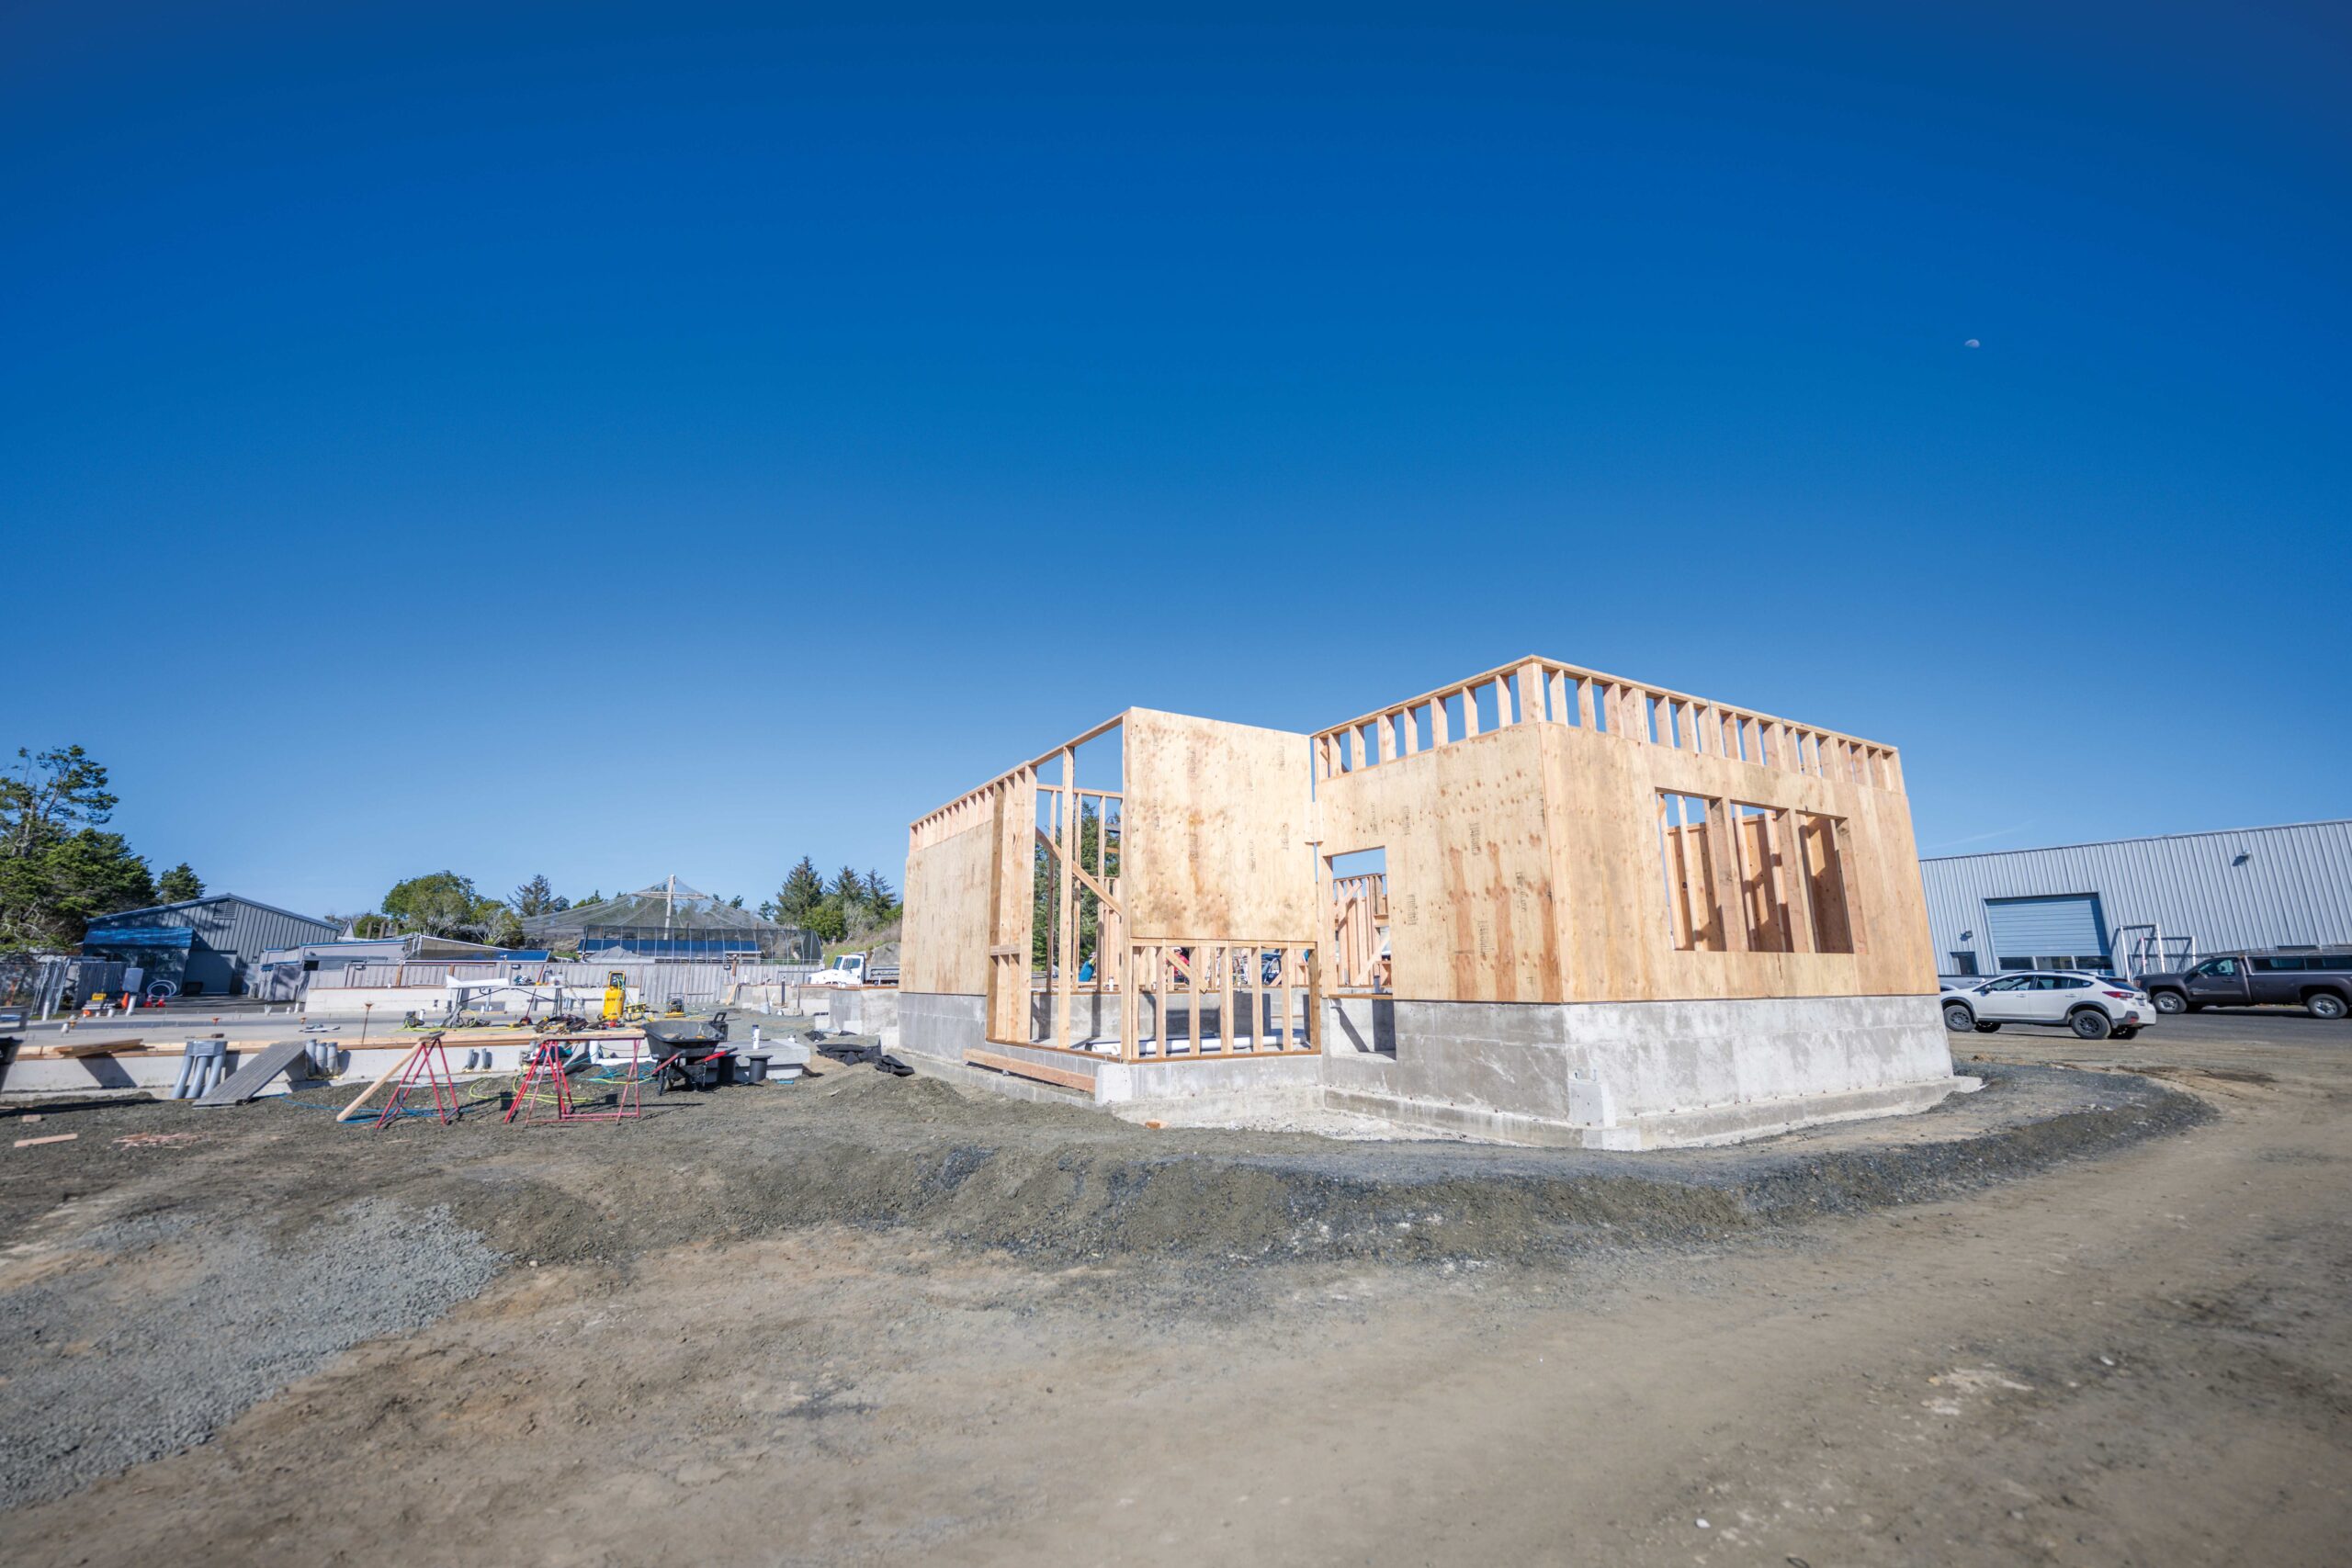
[
  {"left": 2138, "top": 951, "right": 2352, "bottom": 1020},
  {"left": 1940, "top": 971, "right": 2154, "bottom": 1040}
]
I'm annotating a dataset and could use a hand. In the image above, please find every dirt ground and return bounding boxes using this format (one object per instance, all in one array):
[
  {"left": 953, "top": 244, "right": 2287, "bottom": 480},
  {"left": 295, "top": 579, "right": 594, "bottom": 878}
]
[{"left": 1, "top": 1011, "right": 2346, "bottom": 1566}]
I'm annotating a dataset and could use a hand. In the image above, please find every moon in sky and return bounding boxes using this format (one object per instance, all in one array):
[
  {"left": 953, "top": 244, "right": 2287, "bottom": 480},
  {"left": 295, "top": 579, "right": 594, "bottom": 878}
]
[{"left": 1964, "top": 338, "right": 1982, "bottom": 348}]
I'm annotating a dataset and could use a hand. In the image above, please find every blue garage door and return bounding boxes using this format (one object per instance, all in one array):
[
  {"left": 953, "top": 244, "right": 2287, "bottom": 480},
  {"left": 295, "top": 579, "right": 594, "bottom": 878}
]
[{"left": 1985, "top": 895, "right": 2109, "bottom": 971}]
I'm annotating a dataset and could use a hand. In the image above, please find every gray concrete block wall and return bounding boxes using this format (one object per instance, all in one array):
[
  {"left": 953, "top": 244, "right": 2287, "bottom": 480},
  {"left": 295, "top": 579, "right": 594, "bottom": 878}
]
[
  {"left": 898, "top": 992, "right": 986, "bottom": 1068},
  {"left": 825, "top": 987, "right": 900, "bottom": 1045}
]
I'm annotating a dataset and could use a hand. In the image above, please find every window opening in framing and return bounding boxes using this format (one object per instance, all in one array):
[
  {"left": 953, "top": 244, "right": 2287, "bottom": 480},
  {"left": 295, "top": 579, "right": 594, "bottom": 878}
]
[
  {"left": 1328, "top": 847, "right": 1391, "bottom": 991},
  {"left": 1796, "top": 811, "right": 1855, "bottom": 953},
  {"left": 1730, "top": 803, "right": 1794, "bottom": 953},
  {"left": 1657, "top": 794, "right": 1723, "bottom": 952}
]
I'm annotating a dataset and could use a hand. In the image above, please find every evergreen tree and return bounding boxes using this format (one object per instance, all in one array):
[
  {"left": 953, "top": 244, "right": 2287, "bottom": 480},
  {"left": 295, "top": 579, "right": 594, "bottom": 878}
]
[
  {"left": 772, "top": 858, "right": 826, "bottom": 926},
  {"left": 0, "top": 746, "right": 158, "bottom": 951},
  {"left": 158, "top": 862, "right": 205, "bottom": 902},
  {"left": 509, "top": 873, "right": 565, "bottom": 917}
]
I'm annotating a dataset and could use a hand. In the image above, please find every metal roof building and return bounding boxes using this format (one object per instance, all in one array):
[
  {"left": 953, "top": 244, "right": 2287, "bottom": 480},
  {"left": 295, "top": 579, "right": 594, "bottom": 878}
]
[
  {"left": 1922, "top": 819, "right": 2352, "bottom": 978},
  {"left": 81, "top": 895, "right": 341, "bottom": 998},
  {"left": 520, "top": 878, "right": 817, "bottom": 963}
]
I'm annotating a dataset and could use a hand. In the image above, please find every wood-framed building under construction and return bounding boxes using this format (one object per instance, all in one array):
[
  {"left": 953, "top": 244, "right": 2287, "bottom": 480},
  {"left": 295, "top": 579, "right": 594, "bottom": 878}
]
[{"left": 899, "top": 657, "right": 1963, "bottom": 1148}]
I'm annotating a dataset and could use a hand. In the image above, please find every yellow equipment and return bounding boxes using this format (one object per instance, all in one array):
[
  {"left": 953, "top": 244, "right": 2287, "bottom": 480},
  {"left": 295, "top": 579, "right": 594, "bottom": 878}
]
[{"left": 601, "top": 970, "right": 628, "bottom": 1024}]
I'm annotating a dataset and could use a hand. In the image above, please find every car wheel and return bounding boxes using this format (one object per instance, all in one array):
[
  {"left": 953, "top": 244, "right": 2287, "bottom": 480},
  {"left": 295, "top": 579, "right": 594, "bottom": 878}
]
[
  {"left": 2308, "top": 992, "right": 2349, "bottom": 1021},
  {"left": 2151, "top": 990, "right": 2187, "bottom": 1014},
  {"left": 1973, "top": 1021, "right": 2003, "bottom": 1032},
  {"left": 1942, "top": 1003, "right": 1975, "bottom": 1032},
  {"left": 2070, "top": 1009, "right": 2113, "bottom": 1041}
]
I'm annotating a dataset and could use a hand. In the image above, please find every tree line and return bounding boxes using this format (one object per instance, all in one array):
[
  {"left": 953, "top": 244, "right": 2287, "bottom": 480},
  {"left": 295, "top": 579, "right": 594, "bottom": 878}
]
[
  {"left": 344, "top": 859, "right": 903, "bottom": 952},
  {"left": 760, "top": 857, "right": 899, "bottom": 945},
  {"left": 0, "top": 746, "right": 205, "bottom": 953},
  {"left": 2, "top": 742, "right": 904, "bottom": 960}
]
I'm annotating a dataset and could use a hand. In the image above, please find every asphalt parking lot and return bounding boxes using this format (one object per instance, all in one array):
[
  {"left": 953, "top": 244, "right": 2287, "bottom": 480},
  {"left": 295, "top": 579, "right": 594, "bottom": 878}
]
[
  {"left": 2152, "top": 1008, "right": 2352, "bottom": 1046},
  {"left": 1956, "top": 1005, "right": 2349, "bottom": 1051}
]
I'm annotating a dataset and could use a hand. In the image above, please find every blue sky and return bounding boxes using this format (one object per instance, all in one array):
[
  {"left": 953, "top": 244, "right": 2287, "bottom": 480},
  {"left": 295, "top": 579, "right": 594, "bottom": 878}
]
[{"left": 5, "top": 3, "right": 2345, "bottom": 916}]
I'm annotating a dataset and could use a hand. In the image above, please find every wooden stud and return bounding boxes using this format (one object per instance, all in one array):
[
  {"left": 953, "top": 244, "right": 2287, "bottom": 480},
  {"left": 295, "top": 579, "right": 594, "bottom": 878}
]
[
  {"left": 1278, "top": 945, "right": 1294, "bottom": 1049},
  {"left": 1778, "top": 808, "right": 1817, "bottom": 953},
  {"left": 1055, "top": 754, "right": 1076, "bottom": 1050},
  {"left": 1306, "top": 945, "right": 1323, "bottom": 1053},
  {"left": 1220, "top": 942, "right": 1237, "bottom": 1055}
]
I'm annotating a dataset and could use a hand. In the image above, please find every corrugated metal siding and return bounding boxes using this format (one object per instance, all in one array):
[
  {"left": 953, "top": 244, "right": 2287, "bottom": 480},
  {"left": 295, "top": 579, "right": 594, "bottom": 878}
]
[
  {"left": 1923, "top": 820, "right": 2352, "bottom": 975},
  {"left": 85, "top": 897, "right": 341, "bottom": 994}
]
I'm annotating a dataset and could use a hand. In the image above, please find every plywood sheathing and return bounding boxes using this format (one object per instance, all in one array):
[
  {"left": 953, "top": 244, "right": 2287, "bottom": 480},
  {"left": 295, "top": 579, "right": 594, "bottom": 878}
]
[
  {"left": 901, "top": 819, "right": 995, "bottom": 995},
  {"left": 1319, "top": 725, "right": 1561, "bottom": 1003},
  {"left": 1533, "top": 719, "right": 1934, "bottom": 1003},
  {"left": 1117, "top": 709, "right": 1313, "bottom": 944}
]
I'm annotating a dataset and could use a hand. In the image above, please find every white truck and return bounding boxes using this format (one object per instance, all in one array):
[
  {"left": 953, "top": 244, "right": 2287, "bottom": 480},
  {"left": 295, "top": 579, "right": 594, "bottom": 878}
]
[{"left": 801, "top": 951, "right": 900, "bottom": 989}]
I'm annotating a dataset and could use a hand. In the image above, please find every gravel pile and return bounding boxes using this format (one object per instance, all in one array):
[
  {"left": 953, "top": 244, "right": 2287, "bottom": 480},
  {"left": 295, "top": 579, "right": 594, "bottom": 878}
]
[{"left": 0, "top": 1199, "right": 499, "bottom": 1510}]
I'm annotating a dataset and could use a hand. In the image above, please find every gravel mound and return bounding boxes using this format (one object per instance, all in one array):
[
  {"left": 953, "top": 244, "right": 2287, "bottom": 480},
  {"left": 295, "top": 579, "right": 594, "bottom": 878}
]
[{"left": 0, "top": 1199, "right": 499, "bottom": 1510}]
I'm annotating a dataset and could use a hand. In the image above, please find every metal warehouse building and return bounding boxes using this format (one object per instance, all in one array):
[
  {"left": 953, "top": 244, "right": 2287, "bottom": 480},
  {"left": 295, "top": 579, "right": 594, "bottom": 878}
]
[
  {"left": 81, "top": 895, "right": 342, "bottom": 998},
  {"left": 1922, "top": 819, "right": 2352, "bottom": 979}
]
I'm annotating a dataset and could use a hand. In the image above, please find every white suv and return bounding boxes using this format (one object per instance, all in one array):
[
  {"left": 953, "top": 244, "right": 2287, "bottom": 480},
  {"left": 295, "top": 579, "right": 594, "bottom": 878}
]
[{"left": 1940, "top": 972, "right": 2153, "bottom": 1041}]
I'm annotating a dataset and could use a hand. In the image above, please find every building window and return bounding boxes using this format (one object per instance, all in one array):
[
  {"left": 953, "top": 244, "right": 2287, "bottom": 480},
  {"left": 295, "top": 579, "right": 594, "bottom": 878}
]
[
  {"left": 1950, "top": 951, "right": 1979, "bottom": 976},
  {"left": 1996, "top": 955, "right": 2033, "bottom": 972}
]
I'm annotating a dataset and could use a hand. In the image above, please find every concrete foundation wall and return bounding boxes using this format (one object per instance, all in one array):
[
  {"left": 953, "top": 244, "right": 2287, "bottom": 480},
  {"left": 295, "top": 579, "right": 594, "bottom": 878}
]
[
  {"left": 1323, "top": 992, "right": 1957, "bottom": 1147},
  {"left": 905, "top": 990, "right": 1957, "bottom": 1148}
]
